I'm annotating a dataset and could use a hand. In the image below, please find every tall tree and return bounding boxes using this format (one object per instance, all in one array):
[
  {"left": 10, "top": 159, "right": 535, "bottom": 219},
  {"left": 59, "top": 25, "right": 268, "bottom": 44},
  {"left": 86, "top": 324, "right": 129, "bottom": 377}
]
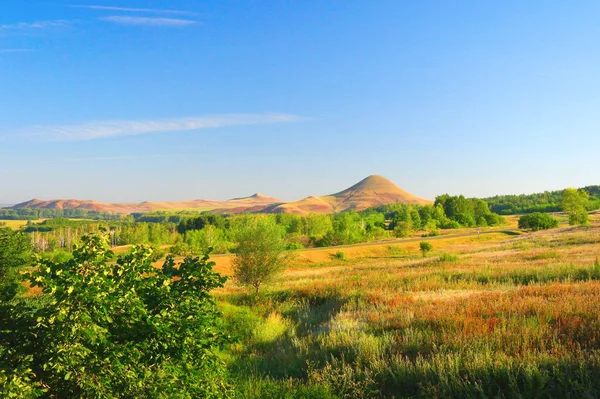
[
  {"left": 561, "top": 188, "right": 590, "bottom": 225},
  {"left": 232, "top": 218, "right": 291, "bottom": 297}
]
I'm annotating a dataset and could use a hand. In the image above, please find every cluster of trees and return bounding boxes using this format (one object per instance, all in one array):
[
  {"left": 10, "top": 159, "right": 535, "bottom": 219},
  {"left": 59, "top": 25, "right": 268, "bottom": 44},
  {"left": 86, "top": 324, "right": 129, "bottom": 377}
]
[
  {"left": 15, "top": 195, "right": 506, "bottom": 256},
  {"left": 483, "top": 186, "right": 600, "bottom": 215},
  {"left": 373, "top": 195, "right": 504, "bottom": 238},
  {"left": 0, "top": 230, "right": 231, "bottom": 398},
  {"left": 0, "top": 208, "right": 120, "bottom": 221},
  {"left": 516, "top": 188, "right": 592, "bottom": 231}
]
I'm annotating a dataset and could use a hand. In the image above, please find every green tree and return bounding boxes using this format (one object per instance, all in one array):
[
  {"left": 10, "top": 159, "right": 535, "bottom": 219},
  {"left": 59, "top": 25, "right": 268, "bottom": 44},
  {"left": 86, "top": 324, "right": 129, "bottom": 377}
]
[
  {"left": 518, "top": 212, "right": 559, "bottom": 231},
  {"left": 393, "top": 221, "right": 413, "bottom": 238},
  {"left": 561, "top": 188, "right": 590, "bottom": 225},
  {"left": 0, "top": 228, "right": 32, "bottom": 286},
  {"left": 5, "top": 233, "right": 231, "bottom": 398},
  {"left": 232, "top": 218, "right": 292, "bottom": 297},
  {"left": 419, "top": 241, "right": 433, "bottom": 257}
]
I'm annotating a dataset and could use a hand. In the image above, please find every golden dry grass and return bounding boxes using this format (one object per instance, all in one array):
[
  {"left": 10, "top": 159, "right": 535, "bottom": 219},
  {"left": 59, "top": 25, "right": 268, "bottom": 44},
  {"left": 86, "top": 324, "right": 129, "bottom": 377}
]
[
  {"left": 217, "top": 222, "right": 600, "bottom": 398},
  {"left": 0, "top": 219, "right": 44, "bottom": 230}
]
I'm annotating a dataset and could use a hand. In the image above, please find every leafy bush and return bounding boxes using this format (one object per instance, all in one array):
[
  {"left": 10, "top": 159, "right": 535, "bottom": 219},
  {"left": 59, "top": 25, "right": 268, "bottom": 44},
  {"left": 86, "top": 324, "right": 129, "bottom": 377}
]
[
  {"left": 332, "top": 251, "right": 346, "bottom": 261},
  {"left": 423, "top": 230, "right": 440, "bottom": 237},
  {"left": 393, "top": 222, "right": 412, "bottom": 238},
  {"left": 419, "top": 241, "right": 433, "bottom": 257},
  {"left": 286, "top": 242, "right": 305, "bottom": 250},
  {"left": 2, "top": 233, "right": 232, "bottom": 398},
  {"left": 518, "top": 212, "right": 559, "bottom": 231}
]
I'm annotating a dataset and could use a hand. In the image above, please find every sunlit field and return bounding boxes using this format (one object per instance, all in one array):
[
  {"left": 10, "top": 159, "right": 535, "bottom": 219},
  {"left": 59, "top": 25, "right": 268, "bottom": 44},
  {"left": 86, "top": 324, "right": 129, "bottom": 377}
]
[
  {"left": 215, "top": 224, "right": 600, "bottom": 398},
  {"left": 0, "top": 219, "right": 44, "bottom": 230}
]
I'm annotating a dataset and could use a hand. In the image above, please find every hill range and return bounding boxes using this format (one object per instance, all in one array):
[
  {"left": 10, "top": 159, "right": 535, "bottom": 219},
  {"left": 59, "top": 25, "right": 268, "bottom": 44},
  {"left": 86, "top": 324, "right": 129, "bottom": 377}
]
[{"left": 10, "top": 175, "right": 431, "bottom": 216}]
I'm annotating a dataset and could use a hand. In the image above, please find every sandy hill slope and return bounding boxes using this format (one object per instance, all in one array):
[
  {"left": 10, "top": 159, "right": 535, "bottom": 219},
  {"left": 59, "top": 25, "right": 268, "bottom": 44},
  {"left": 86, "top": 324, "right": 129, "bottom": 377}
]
[
  {"left": 11, "top": 194, "right": 282, "bottom": 215},
  {"left": 12, "top": 175, "right": 430, "bottom": 215},
  {"left": 263, "top": 175, "right": 432, "bottom": 215}
]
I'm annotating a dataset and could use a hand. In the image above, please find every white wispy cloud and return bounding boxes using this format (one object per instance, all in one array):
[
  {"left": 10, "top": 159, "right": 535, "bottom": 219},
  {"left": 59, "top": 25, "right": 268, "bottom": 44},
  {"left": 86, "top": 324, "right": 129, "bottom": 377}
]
[
  {"left": 69, "top": 5, "right": 194, "bottom": 15},
  {"left": 40, "top": 154, "right": 178, "bottom": 164},
  {"left": 100, "top": 16, "right": 197, "bottom": 27},
  {"left": 20, "top": 113, "right": 303, "bottom": 142},
  {"left": 0, "top": 20, "right": 75, "bottom": 31}
]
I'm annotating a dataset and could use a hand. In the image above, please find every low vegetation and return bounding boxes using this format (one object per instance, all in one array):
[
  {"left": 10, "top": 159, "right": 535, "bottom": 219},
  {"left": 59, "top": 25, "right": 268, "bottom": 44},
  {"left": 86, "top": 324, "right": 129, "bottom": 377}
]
[
  {"left": 216, "top": 224, "right": 600, "bottom": 398},
  {"left": 518, "top": 212, "right": 559, "bottom": 231},
  {"left": 1, "top": 190, "right": 598, "bottom": 397},
  {"left": 1, "top": 233, "right": 231, "bottom": 398}
]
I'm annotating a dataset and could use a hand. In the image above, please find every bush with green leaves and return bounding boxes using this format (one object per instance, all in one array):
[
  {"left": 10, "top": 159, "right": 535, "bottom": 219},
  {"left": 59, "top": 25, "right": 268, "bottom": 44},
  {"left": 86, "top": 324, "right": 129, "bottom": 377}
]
[
  {"left": 1, "top": 233, "right": 231, "bottom": 398},
  {"left": 0, "top": 228, "right": 32, "bottom": 285},
  {"left": 419, "top": 241, "right": 433, "bottom": 257},
  {"left": 332, "top": 251, "right": 346, "bottom": 261},
  {"left": 518, "top": 212, "right": 559, "bottom": 231}
]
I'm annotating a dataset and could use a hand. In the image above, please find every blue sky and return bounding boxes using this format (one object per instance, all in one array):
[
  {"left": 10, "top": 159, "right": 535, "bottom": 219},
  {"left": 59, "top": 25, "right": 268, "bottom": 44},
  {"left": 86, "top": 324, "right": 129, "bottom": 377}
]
[{"left": 1, "top": 1, "right": 599, "bottom": 204}]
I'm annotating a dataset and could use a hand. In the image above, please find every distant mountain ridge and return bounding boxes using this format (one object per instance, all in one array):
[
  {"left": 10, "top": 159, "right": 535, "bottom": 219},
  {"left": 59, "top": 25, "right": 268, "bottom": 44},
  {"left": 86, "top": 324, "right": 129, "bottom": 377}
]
[{"left": 12, "top": 175, "right": 431, "bottom": 215}]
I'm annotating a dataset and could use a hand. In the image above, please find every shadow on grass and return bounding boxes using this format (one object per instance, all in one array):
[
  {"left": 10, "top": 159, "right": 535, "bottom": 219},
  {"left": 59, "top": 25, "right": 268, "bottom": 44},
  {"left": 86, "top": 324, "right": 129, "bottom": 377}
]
[{"left": 229, "top": 292, "right": 348, "bottom": 381}]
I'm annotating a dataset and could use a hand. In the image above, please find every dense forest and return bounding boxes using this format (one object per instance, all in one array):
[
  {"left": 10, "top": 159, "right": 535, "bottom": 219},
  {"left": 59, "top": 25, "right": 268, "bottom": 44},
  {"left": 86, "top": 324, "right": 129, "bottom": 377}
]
[{"left": 483, "top": 185, "right": 600, "bottom": 215}]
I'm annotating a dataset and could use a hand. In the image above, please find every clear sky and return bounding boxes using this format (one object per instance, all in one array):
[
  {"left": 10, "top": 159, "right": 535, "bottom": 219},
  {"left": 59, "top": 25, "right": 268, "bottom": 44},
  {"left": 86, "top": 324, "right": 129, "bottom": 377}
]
[{"left": 1, "top": 1, "right": 599, "bottom": 204}]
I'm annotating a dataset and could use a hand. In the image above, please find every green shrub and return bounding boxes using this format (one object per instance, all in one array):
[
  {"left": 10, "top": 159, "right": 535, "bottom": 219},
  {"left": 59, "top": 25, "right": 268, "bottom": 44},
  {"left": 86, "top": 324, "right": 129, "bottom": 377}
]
[
  {"left": 423, "top": 230, "right": 440, "bottom": 237},
  {"left": 439, "top": 253, "right": 459, "bottom": 263},
  {"left": 9, "top": 233, "right": 232, "bottom": 398},
  {"left": 286, "top": 242, "right": 304, "bottom": 250},
  {"left": 518, "top": 212, "right": 559, "bottom": 231},
  {"left": 331, "top": 251, "right": 346, "bottom": 261},
  {"left": 419, "top": 241, "right": 433, "bottom": 257}
]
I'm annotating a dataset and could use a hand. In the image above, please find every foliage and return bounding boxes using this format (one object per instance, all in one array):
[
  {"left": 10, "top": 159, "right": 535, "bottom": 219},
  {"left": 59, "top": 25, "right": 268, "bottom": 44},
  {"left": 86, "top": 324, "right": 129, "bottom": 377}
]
[
  {"left": 0, "top": 208, "right": 120, "bottom": 221},
  {"left": 561, "top": 188, "right": 590, "bottom": 225},
  {"left": 332, "top": 251, "right": 346, "bottom": 261},
  {"left": 185, "top": 225, "right": 231, "bottom": 254},
  {"left": 518, "top": 212, "right": 560, "bottom": 231},
  {"left": 1, "top": 233, "right": 231, "bottom": 398},
  {"left": 20, "top": 192, "right": 509, "bottom": 256},
  {"left": 220, "top": 227, "right": 600, "bottom": 398},
  {"left": 0, "top": 228, "right": 32, "bottom": 285},
  {"left": 393, "top": 221, "right": 412, "bottom": 238},
  {"left": 483, "top": 185, "right": 600, "bottom": 215},
  {"left": 232, "top": 218, "right": 292, "bottom": 297},
  {"left": 419, "top": 241, "right": 433, "bottom": 257},
  {"left": 438, "top": 253, "right": 459, "bottom": 262}
]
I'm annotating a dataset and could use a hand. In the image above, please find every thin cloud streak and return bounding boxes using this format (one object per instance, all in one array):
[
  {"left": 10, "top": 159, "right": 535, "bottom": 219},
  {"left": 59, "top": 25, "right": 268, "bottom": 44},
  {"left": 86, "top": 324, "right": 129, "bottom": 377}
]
[
  {"left": 20, "top": 114, "right": 303, "bottom": 142},
  {"left": 40, "top": 154, "right": 179, "bottom": 164},
  {"left": 69, "top": 5, "right": 194, "bottom": 15},
  {"left": 100, "top": 16, "right": 197, "bottom": 27},
  {"left": 0, "top": 20, "right": 75, "bottom": 31}
]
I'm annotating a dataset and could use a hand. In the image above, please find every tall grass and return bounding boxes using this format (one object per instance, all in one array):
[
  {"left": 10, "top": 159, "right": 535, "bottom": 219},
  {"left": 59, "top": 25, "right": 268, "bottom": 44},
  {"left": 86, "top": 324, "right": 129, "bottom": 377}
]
[{"left": 219, "top": 226, "right": 600, "bottom": 398}]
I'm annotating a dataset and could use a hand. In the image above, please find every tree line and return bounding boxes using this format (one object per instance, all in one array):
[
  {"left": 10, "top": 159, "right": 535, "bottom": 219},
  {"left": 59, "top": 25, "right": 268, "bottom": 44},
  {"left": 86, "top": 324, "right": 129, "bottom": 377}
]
[
  {"left": 483, "top": 185, "right": 600, "bottom": 215},
  {"left": 0, "top": 208, "right": 120, "bottom": 221},
  {"left": 18, "top": 194, "right": 506, "bottom": 256}
]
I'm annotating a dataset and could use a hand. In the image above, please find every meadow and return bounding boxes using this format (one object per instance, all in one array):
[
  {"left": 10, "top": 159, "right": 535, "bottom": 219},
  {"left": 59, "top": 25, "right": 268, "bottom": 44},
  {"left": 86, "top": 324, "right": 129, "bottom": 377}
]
[
  {"left": 214, "top": 222, "right": 600, "bottom": 398},
  {"left": 0, "top": 219, "right": 44, "bottom": 230}
]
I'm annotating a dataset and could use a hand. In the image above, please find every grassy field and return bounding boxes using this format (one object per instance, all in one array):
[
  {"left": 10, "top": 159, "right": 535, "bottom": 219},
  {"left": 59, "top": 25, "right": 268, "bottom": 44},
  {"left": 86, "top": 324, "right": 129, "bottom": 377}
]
[
  {"left": 0, "top": 219, "right": 44, "bottom": 230},
  {"left": 215, "top": 223, "right": 600, "bottom": 398}
]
